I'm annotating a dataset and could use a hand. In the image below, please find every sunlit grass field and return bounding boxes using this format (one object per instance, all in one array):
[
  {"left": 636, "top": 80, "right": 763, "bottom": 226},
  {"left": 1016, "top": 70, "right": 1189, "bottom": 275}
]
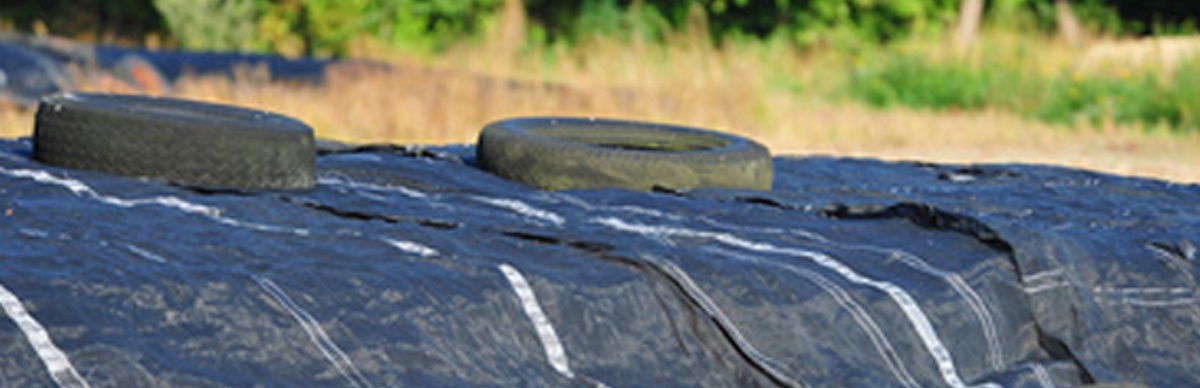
[{"left": 2, "top": 23, "right": 1199, "bottom": 183}]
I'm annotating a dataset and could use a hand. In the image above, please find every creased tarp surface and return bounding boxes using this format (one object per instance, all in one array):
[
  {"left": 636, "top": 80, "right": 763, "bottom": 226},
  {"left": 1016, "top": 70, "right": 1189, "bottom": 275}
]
[
  {"left": 0, "top": 39, "right": 338, "bottom": 106},
  {"left": 0, "top": 137, "right": 1196, "bottom": 387},
  {"left": 91, "top": 45, "right": 333, "bottom": 83},
  {"left": 0, "top": 43, "right": 72, "bottom": 106}
]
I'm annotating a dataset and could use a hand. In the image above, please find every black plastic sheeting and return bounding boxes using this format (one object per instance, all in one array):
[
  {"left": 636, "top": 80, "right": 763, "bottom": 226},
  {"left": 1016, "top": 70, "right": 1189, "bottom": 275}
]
[
  {"left": 91, "top": 45, "right": 334, "bottom": 84},
  {"left": 0, "top": 43, "right": 73, "bottom": 106},
  {"left": 0, "top": 41, "right": 340, "bottom": 106},
  {"left": 0, "top": 137, "right": 1197, "bottom": 387}
]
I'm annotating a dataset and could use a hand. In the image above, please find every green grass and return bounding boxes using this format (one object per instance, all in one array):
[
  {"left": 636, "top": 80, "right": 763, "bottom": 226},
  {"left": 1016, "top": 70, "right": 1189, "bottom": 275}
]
[
  {"left": 841, "top": 39, "right": 1200, "bottom": 132},
  {"left": 847, "top": 55, "right": 992, "bottom": 111},
  {"left": 1038, "top": 71, "right": 1170, "bottom": 129}
]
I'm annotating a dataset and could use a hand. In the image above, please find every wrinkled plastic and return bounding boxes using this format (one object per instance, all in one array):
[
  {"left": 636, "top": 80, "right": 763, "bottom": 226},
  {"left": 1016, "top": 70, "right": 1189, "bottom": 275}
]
[
  {"left": 92, "top": 45, "right": 333, "bottom": 84},
  {"left": 0, "top": 39, "right": 339, "bottom": 107},
  {"left": 0, "top": 137, "right": 1196, "bottom": 387},
  {"left": 0, "top": 43, "right": 71, "bottom": 105}
]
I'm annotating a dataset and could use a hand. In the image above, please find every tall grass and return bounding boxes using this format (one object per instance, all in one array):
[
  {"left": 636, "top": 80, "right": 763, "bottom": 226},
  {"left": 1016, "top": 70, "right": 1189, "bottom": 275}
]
[{"left": 843, "top": 30, "right": 1200, "bottom": 132}]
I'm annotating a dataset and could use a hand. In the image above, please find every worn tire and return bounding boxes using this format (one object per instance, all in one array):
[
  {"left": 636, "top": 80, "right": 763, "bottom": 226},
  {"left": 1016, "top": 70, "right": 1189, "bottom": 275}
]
[
  {"left": 34, "top": 93, "right": 315, "bottom": 190},
  {"left": 477, "top": 117, "right": 772, "bottom": 191}
]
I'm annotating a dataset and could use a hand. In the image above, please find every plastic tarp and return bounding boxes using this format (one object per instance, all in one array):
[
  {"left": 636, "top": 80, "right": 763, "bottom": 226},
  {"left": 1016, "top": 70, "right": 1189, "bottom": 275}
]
[
  {"left": 0, "top": 137, "right": 1196, "bottom": 387},
  {"left": 0, "top": 43, "right": 72, "bottom": 106},
  {"left": 91, "top": 45, "right": 333, "bottom": 84},
  {"left": 0, "top": 39, "right": 337, "bottom": 107}
]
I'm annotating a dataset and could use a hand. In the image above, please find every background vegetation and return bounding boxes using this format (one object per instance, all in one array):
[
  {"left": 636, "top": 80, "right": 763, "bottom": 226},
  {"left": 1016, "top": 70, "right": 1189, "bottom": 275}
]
[
  {"left": 2, "top": 1, "right": 1200, "bottom": 180},
  {"left": 0, "top": 0, "right": 1174, "bottom": 54}
]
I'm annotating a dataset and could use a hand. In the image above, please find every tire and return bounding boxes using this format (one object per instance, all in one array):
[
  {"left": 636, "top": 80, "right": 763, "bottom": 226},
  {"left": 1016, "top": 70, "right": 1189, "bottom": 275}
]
[
  {"left": 34, "top": 93, "right": 315, "bottom": 190},
  {"left": 477, "top": 117, "right": 773, "bottom": 191}
]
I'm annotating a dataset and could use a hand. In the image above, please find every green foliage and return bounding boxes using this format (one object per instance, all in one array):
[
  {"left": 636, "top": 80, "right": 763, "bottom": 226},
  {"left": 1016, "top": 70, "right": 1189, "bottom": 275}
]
[
  {"left": 1071, "top": 0, "right": 1130, "bottom": 34},
  {"left": 149, "top": 0, "right": 505, "bottom": 56},
  {"left": 348, "top": 0, "right": 504, "bottom": 54},
  {"left": 786, "top": 0, "right": 959, "bottom": 50},
  {"left": 153, "top": 0, "right": 258, "bottom": 52},
  {"left": 525, "top": 0, "right": 960, "bottom": 50},
  {"left": 0, "top": 0, "right": 1165, "bottom": 56},
  {"left": 275, "top": 0, "right": 505, "bottom": 56},
  {"left": 0, "top": 0, "right": 164, "bottom": 40},
  {"left": 835, "top": 1, "right": 1197, "bottom": 133},
  {"left": 1018, "top": 0, "right": 1130, "bottom": 34},
  {"left": 570, "top": 0, "right": 671, "bottom": 43},
  {"left": 844, "top": 52, "right": 1200, "bottom": 132},
  {"left": 1036, "top": 66, "right": 1199, "bottom": 130},
  {"left": 1174, "top": 60, "right": 1200, "bottom": 131},
  {"left": 847, "top": 55, "right": 991, "bottom": 110}
]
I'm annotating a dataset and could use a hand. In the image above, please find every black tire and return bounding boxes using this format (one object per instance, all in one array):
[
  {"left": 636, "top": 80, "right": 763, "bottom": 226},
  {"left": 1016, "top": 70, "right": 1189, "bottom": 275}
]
[
  {"left": 477, "top": 117, "right": 773, "bottom": 191},
  {"left": 34, "top": 93, "right": 315, "bottom": 190}
]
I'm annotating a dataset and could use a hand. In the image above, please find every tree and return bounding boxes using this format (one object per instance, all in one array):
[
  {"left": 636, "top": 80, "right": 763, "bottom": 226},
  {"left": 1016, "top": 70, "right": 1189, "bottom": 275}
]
[
  {"left": 1056, "top": 0, "right": 1084, "bottom": 45},
  {"left": 956, "top": 0, "right": 1086, "bottom": 51},
  {"left": 955, "top": 0, "right": 984, "bottom": 50}
]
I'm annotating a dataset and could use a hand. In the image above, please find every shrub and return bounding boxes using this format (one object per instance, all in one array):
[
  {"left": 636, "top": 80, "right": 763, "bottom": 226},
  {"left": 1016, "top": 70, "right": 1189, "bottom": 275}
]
[
  {"left": 151, "top": 0, "right": 505, "bottom": 56},
  {"left": 841, "top": 42, "right": 1200, "bottom": 133},
  {"left": 1036, "top": 70, "right": 1193, "bottom": 130},
  {"left": 1172, "top": 59, "right": 1200, "bottom": 131},
  {"left": 847, "top": 55, "right": 990, "bottom": 111},
  {"left": 152, "top": 0, "right": 259, "bottom": 52}
]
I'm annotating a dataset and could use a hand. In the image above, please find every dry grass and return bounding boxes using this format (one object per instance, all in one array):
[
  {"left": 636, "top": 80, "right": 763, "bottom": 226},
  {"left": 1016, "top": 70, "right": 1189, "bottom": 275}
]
[
  {"left": 761, "top": 98, "right": 1200, "bottom": 183},
  {"left": 0, "top": 104, "right": 34, "bottom": 140},
  {"left": 1081, "top": 35, "right": 1200, "bottom": 73},
  {"left": 2, "top": 22, "right": 1199, "bottom": 184}
]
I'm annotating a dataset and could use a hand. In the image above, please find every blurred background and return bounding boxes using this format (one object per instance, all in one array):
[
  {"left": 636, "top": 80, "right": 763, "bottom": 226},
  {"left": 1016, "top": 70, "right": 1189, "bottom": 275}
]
[{"left": 2, "top": 0, "right": 1199, "bottom": 182}]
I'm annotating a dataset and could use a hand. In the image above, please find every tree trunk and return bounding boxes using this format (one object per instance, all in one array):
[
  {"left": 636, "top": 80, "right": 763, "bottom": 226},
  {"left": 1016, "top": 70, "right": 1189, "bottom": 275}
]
[
  {"left": 956, "top": 0, "right": 985, "bottom": 51},
  {"left": 1056, "top": 0, "right": 1084, "bottom": 46},
  {"left": 487, "top": 0, "right": 526, "bottom": 73}
]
